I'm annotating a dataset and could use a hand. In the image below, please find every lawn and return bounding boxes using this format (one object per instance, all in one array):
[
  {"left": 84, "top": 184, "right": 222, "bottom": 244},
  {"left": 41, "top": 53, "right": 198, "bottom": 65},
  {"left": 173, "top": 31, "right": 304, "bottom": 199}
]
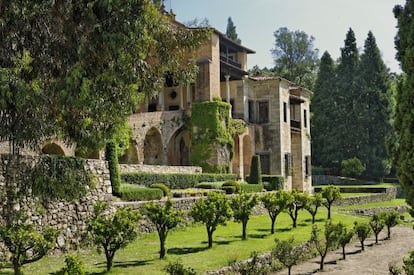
[
  {"left": 2, "top": 208, "right": 367, "bottom": 275},
  {"left": 337, "top": 198, "right": 407, "bottom": 210}
]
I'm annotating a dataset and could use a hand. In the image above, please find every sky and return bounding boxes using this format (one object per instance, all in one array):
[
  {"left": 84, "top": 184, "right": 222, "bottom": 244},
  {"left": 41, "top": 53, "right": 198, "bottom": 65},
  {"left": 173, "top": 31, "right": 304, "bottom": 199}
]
[{"left": 166, "top": 0, "right": 405, "bottom": 73}]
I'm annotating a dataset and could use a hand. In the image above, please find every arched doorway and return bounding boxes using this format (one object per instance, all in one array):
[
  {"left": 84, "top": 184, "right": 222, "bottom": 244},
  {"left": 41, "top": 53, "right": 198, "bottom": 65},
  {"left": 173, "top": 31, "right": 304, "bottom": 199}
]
[
  {"left": 119, "top": 140, "right": 139, "bottom": 164},
  {"left": 243, "top": 135, "right": 253, "bottom": 178},
  {"left": 144, "top": 127, "right": 163, "bottom": 165},
  {"left": 42, "top": 143, "right": 65, "bottom": 156},
  {"left": 167, "top": 128, "right": 190, "bottom": 166}
]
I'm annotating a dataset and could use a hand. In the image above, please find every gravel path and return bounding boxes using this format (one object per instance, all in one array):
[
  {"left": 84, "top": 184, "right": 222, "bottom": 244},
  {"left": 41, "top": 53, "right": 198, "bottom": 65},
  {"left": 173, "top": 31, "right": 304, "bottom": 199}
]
[{"left": 273, "top": 226, "right": 414, "bottom": 275}]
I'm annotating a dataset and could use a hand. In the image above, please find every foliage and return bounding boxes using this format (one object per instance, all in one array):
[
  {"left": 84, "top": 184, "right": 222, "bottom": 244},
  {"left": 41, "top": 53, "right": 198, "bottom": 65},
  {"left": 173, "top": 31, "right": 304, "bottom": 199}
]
[
  {"left": 59, "top": 254, "right": 85, "bottom": 275},
  {"left": 150, "top": 183, "right": 171, "bottom": 197},
  {"left": 231, "top": 193, "right": 258, "bottom": 240},
  {"left": 121, "top": 172, "right": 236, "bottom": 189},
  {"left": 165, "top": 259, "right": 197, "bottom": 275},
  {"left": 336, "top": 222, "right": 354, "bottom": 260},
  {"left": 145, "top": 200, "right": 183, "bottom": 258},
  {"left": 236, "top": 251, "right": 271, "bottom": 275},
  {"left": 248, "top": 155, "right": 262, "bottom": 184},
  {"left": 222, "top": 180, "right": 241, "bottom": 194},
  {"left": 106, "top": 141, "right": 121, "bottom": 196},
  {"left": 119, "top": 184, "right": 163, "bottom": 201},
  {"left": 261, "top": 190, "right": 293, "bottom": 234},
  {"left": 240, "top": 183, "right": 264, "bottom": 193},
  {"left": 229, "top": 119, "right": 247, "bottom": 136},
  {"left": 31, "top": 155, "right": 94, "bottom": 202},
  {"left": 221, "top": 186, "right": 236, "bottom": 194},
  {"left": 226, "top": 17, "right": 241, "bottom": 44},
  {"left": 190, "top": 101, "right": 233, "bottom": 173},
  {"left": 403, "top": 251, "right": 414, "bottom": 275},
  {"left": 88, "top": 201, "right": 141, "bottom": 271},
  {"left": 341, "top": 157, "right": 366, "bottom": 178},
  {"left": 190, "top": 192, "right": 233, "bottom": 248},
  {"left": 369, "top": 213, "right": 385, "bottom": 244},
  {"left": 0, "top": 213, "right": 57, "bottom": 275},
  {"left": 271, "top": 27, "right": 319, "bottom": 88},
  {"left": 311, "top": 51, "right": 336, "bottom": 168},
  {"left": 381, "top": 211, "right": 400, "bottom": 239},
  {"left": 393, "top": 1, "right": 414, "bottom": 216},
  {"left": 287, "top": 190, "right": 309, "bottom": 228},
  {"left": 353, "top": 221, "right": 371, "bottom": 251},
  {"left": 305, "top": 193, "right": 323, "bottom": 224},
  {"left": 273, "top": 238, "right": 304, "bottom": 275},
  {"left": 320, "top": 185, "right": 342, "bottom": 219},
  {"left": 0, "top": 1, "right": 208, "bottom": 154},
  {"left": 310, "top": 221, "right": 341, "bottom": 271},
  {"left": 262, "top": 175, "right": 284, "bottom": 191}
]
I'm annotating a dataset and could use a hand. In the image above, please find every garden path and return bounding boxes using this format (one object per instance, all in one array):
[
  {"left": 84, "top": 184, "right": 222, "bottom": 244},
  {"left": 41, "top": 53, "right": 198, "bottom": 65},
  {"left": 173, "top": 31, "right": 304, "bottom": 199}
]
[{"left": 273, "top": 225, "right": 414, "bottom": 275}]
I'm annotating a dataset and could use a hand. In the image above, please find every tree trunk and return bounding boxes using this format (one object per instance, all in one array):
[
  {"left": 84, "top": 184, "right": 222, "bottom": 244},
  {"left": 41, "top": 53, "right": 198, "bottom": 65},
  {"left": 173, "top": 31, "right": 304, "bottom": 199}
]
[
  {"left": 327, "top": 204, "right": 331, "bottom": 219},
  {"left": 288, "top": 266, "right": 292, "bottom": 275},
  {"left": 312, "top": 213, "right": 316, "bottom": 224},
  {"left": 242, "top": 221, "right": 247, "bottom": 240},
  {"left": 387, "top": 227, "right": 391, "bottom": 239},
  {"left": 342, "top": 245, "right": 346, "bottom": 260},
  {"left": 160, "top": 234, "right": 166, "bottom": 258},
  {"left": 360, "top": 240, "right": 365, "bottom": 251},
  {"left": 105, "top": 249, "right": 114, "bottom": 271},
  {"left": 375, "top": 233, "right": 379, "bottom": 244},
  {"left": 13, "top": 257, "right": 21, "bottom": 275},
  {"left": 208, "top": 229, "right": 213, "bottom": 248},
  {"left": 271, "top": 217, "right": 276, "bottom": 234},
  {"left": 320, "top": 255, "right": 325, "bottom": 270}
]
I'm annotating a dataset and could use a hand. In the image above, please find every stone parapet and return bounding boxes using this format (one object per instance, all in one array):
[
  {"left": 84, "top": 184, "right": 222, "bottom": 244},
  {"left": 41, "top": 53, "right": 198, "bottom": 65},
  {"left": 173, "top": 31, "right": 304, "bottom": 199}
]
[{"left": 119, "top": 164, "right": 202, "bottom": 174}]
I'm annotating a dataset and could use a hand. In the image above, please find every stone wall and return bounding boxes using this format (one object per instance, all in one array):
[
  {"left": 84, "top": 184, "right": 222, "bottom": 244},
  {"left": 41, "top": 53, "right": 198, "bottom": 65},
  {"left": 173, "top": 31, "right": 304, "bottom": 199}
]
[
  {"left": 0, "top": 155, "right": 112, "bottom": 256},
  {"left": 313, "top": 175, "right": 377, "bottom": 185},
  {"left": 119, "top": 164, "right": 202, "bottom": 174},
  {"left": 333, "top": 187, "right": 397, "bottom": 206}
]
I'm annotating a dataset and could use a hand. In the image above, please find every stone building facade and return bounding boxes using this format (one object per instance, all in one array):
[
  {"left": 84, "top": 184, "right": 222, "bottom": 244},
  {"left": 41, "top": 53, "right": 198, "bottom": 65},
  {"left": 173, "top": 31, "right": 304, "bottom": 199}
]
[{"left": 0, "top": 21, "right": 312, "bottom": 192}]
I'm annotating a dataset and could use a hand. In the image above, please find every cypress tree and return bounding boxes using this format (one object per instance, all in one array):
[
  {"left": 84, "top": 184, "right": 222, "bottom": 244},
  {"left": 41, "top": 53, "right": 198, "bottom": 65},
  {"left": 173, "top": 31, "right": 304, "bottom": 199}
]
[
  {"left": 106, "top": 141, "right": 121, "bottom": 196},
  {"left": 248, "top": 155, "right": 262, "bottom": 184},
  {"left": 226, "top": 17, "right": 241, "bottom": 44},
  {"left": 393, "top": 1, "right": 414, "bottom": 213},
  {"left": 357, "top": 31, "right": 392, "bottom": 178},
  {"left": 311, "top": 51, "right": 336, "bottom": 168}
]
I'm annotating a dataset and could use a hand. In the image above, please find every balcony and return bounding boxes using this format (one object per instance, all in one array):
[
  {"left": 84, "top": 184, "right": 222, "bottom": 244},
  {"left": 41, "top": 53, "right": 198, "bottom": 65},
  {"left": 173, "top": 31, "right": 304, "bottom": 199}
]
[
  {"left": 220, "top": 55, "right": 242, "bottom": 69},
  {"left": 290, "top": 119, "right": 301, "bottom": 131}
]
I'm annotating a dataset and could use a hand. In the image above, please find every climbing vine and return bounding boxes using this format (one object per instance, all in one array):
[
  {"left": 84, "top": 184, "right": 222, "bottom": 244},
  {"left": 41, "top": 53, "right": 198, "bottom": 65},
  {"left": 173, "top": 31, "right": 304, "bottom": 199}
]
[{"left": 31, "top": 155, "right": 94, "bottom": 202}]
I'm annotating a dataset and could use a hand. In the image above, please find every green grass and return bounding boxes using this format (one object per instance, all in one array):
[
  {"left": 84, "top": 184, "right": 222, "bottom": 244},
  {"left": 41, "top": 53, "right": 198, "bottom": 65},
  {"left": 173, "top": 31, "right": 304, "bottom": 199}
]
[
  {"left": 341, "top": 192, "right": 371, "bottom": 198},
  {"left": 337, "top": 198, "right": 407, "bottom": 210},
  {"left": 314, "top": 183, "right": 398, "bottom": 188},
  {"left": 4, "top": 208, "right": 367, "bottom": 275}
]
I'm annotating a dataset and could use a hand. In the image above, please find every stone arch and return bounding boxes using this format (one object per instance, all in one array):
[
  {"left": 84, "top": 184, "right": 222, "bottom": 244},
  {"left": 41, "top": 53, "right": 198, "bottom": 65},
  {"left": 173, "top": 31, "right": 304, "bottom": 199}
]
[
  {"left": 42, "top": 143, "right": 65, "bottom": 156},
  {"left": 243, "top": 135, "right": 253, "bottom": 178},
  {"left": 232, "top": 135, "right": 241, "bottom": 178},
  {"left": 144, "top": 127, "right": 163, "bottom": 165},
  {"left": 167, "top": 128, "right": 190, "bottom": 166},
  {"left": 119, "top": 139, "right": 139, "bottom": 164}
]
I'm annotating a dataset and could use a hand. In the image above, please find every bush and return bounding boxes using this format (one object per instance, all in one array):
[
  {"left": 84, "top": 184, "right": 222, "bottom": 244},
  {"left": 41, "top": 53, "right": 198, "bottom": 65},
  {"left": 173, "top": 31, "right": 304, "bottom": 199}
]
[
  {"left": 240, "top": 183, "right": 264, "bottom": 193},
  {"left": 341, "top": 157, "right": 365, "bottom": 178},
  {"left": 60, "top": 254, "right": 85, "bottom": 275},
  {"left": 165, "top": 259, "right": 196, "bottom": 275},
  {"left": 121, "top": 173, "right": 236, "bottom": 189},
  {"left": 248, "top": 155, "right": 262, "bottom": 184},
  {"left": 195, "top": 182, "right": 224, "bottom": 189},
  {"left": 262, "top": 175, "right": 284, "bottom": 191},
  {"left": 222, "top": 180, "right": 241, "bottom": 193},
  {"left": 150, "top": 183, "right": 170, "bottom": 197},
  {"left": 106, "top": 142, "right": 121, "bottom": 196},
  {"left": 119, "top": 184, "right": 163, "bottom": 201},
  {"left": 222, "top": 186, "right": 236, "bottom": 194}
]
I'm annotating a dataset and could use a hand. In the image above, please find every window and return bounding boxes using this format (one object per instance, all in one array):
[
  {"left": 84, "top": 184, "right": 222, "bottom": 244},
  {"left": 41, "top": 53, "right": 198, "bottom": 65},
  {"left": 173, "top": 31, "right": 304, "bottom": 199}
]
[
  {"left": 283, "top": 102, "right": 287, "bottom": 122},
  {"left": 304, "top": 109, "right": 307, "bottom": 128},
  {"left": 305, "top": 155, "right": 311, "bottom": 176},
  {"left": 284, "top": 153, "right": 292, "bottom": 176},
  {"left": 258, "top": 101, "right": 269, "bottom": 124},
  {"left": 248, "top": 100, "right": 255, "bottom": 123}
]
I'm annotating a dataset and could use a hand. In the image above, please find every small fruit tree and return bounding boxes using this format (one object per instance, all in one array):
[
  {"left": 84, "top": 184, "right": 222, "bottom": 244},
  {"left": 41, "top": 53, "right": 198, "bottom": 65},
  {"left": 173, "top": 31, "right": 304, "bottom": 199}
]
[
  {"left": 321, "top": 185, "right": 342, "bottom": 219},
  {"left": 231, "top": 192, "right": 258, "bottom": 240}
]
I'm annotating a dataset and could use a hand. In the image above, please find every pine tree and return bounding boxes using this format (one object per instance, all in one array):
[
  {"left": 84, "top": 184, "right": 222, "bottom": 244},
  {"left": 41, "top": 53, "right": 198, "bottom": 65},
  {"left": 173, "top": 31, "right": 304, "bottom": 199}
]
[
  {"left": 393, "top": 1, "right": 414, "bottom": 214},
  {"left": 226, "top": 17, "right": 241, "bottom": 44},
  {"left": 311, "top": 51, "right": 336, "bottom": 168},
  {"left": 357, "top": 31, "right": 391, "bottom": 178},
  {"left": 331, "top": 28, "right": 360, "bottom": 168}
]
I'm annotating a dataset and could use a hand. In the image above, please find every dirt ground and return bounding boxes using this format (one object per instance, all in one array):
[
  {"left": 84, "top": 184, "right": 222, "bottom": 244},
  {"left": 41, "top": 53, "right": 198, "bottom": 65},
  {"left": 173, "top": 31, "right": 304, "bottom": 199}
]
[{"left": 273, "top": 225, "right": 414, "bottom": 275}]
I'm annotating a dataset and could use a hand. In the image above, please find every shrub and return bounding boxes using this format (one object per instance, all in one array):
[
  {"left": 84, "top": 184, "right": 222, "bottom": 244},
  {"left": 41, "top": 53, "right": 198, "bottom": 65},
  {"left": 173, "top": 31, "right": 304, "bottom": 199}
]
[
  {"left": 119, "top": 184, "right": 163, "bottom": 201},
  {"left": 248, "top": 155, "right": 262, "bottom": 184},
  {"left": 262, "top": 175, "right": 284, "bottom": 191},
  {"left": 121, "top": 172, "right": 236, "bottom": 189},
  {"left": 222, "top": 180, "right": 241, "bottom": 193},
  {"left": 222, "top": 186, "right": 236, "bottom": 194},
  {"left": 150, "top": 183, "right": 170, "bottom": 197},
  {"left": 106, "top": 142, "right": 121, "bottom": 196},
  {"left": 240, "top": 183, "right": 264, "bottom": 193},
  {"left": 341, "top": 157, "right": 365, "bottom": 178},
  {"left": 165, "top": 259, "right": 196, "bottom": 275},
  {"left": 195, "top": 182, "right": 224, "bottom": 189},
  {"left": 60, "top": 254, "right": 85, "bottom": 275}
]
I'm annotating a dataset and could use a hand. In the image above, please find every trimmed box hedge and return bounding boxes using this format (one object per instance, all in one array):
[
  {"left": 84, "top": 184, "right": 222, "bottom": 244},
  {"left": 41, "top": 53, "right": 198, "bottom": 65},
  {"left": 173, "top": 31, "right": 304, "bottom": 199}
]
[
  {"left": 262, "top": 175, "right": 284, "bottom": 191},
  {"left": 121, "top": 172, "right": 237, "bottom": 189},
  {"left": 119, "top": 183, "right": 163, "bottom": 201},
  {"left": 240, "top": 183, "right": 264, "bottom": 193}
]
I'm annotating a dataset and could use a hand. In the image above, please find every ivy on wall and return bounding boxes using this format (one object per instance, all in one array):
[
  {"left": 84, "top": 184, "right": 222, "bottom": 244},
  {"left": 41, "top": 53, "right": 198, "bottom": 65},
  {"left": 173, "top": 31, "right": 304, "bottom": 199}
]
[
  {"left": 190, "top": 101, "right": 246, "bottom": 173},
  {"left": 31, "top": 155, "right": 94, "bottom": 202}
]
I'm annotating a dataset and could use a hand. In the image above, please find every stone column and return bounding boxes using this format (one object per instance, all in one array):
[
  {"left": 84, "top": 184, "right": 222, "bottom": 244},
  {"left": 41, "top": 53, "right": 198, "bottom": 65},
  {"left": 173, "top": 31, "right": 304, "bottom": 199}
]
[
  {"left": 225, "top": 75, "right": 230, "bottom": 103},
  {"left": 186, "top": 85, "right": 191, "bottom": 108},
  {"left": 180, "top": 86, "right": 184, "bottom": 110},
  {"left": 243, "top": 77, "right": 249, "bottom": 121},
  {"left": 158, "top": 91, "right": 165, "bottom": 111}
]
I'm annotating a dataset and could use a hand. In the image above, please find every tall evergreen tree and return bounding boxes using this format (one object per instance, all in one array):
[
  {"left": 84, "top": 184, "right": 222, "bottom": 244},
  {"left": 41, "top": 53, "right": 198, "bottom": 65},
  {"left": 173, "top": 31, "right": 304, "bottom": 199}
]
[
  {"left": 393, "top": 1, "right": 414, "bottom": 214},
  {"left": 311, "top": 51, "right": 336, "bottom": 168},
  {"left": 357, "top": 31, "right": 391, "bottom": 178},
  {"left": 226, "top": 17, "right": 241, "bottom": 44},
  {"left": 331, "top": 28, "right": 360, "bottom": 167}
]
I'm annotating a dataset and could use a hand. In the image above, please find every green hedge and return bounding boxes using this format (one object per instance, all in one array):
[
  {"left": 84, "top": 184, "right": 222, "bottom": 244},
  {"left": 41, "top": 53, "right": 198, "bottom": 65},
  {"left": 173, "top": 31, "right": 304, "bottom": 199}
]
[
  {"left": 240, "top": 183, "right": 264, "bottom": 193},
  {"left": 262, "top": 175, "right": 284, "bottom": 191},
  {"left": 222, "top": 180, "right": 241, "bottom": 193},
  {"left": 150, "top": 183, "right": 170, "bottom": 196},
  {"left": 121, "top": 173, "right": 237, "bottom": 189},
  {"left": 195, "top": 182, "right": 224, "bottom": 189},
  {"left": 119, "top": 184, "right": 163, "bottom": 201}
]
